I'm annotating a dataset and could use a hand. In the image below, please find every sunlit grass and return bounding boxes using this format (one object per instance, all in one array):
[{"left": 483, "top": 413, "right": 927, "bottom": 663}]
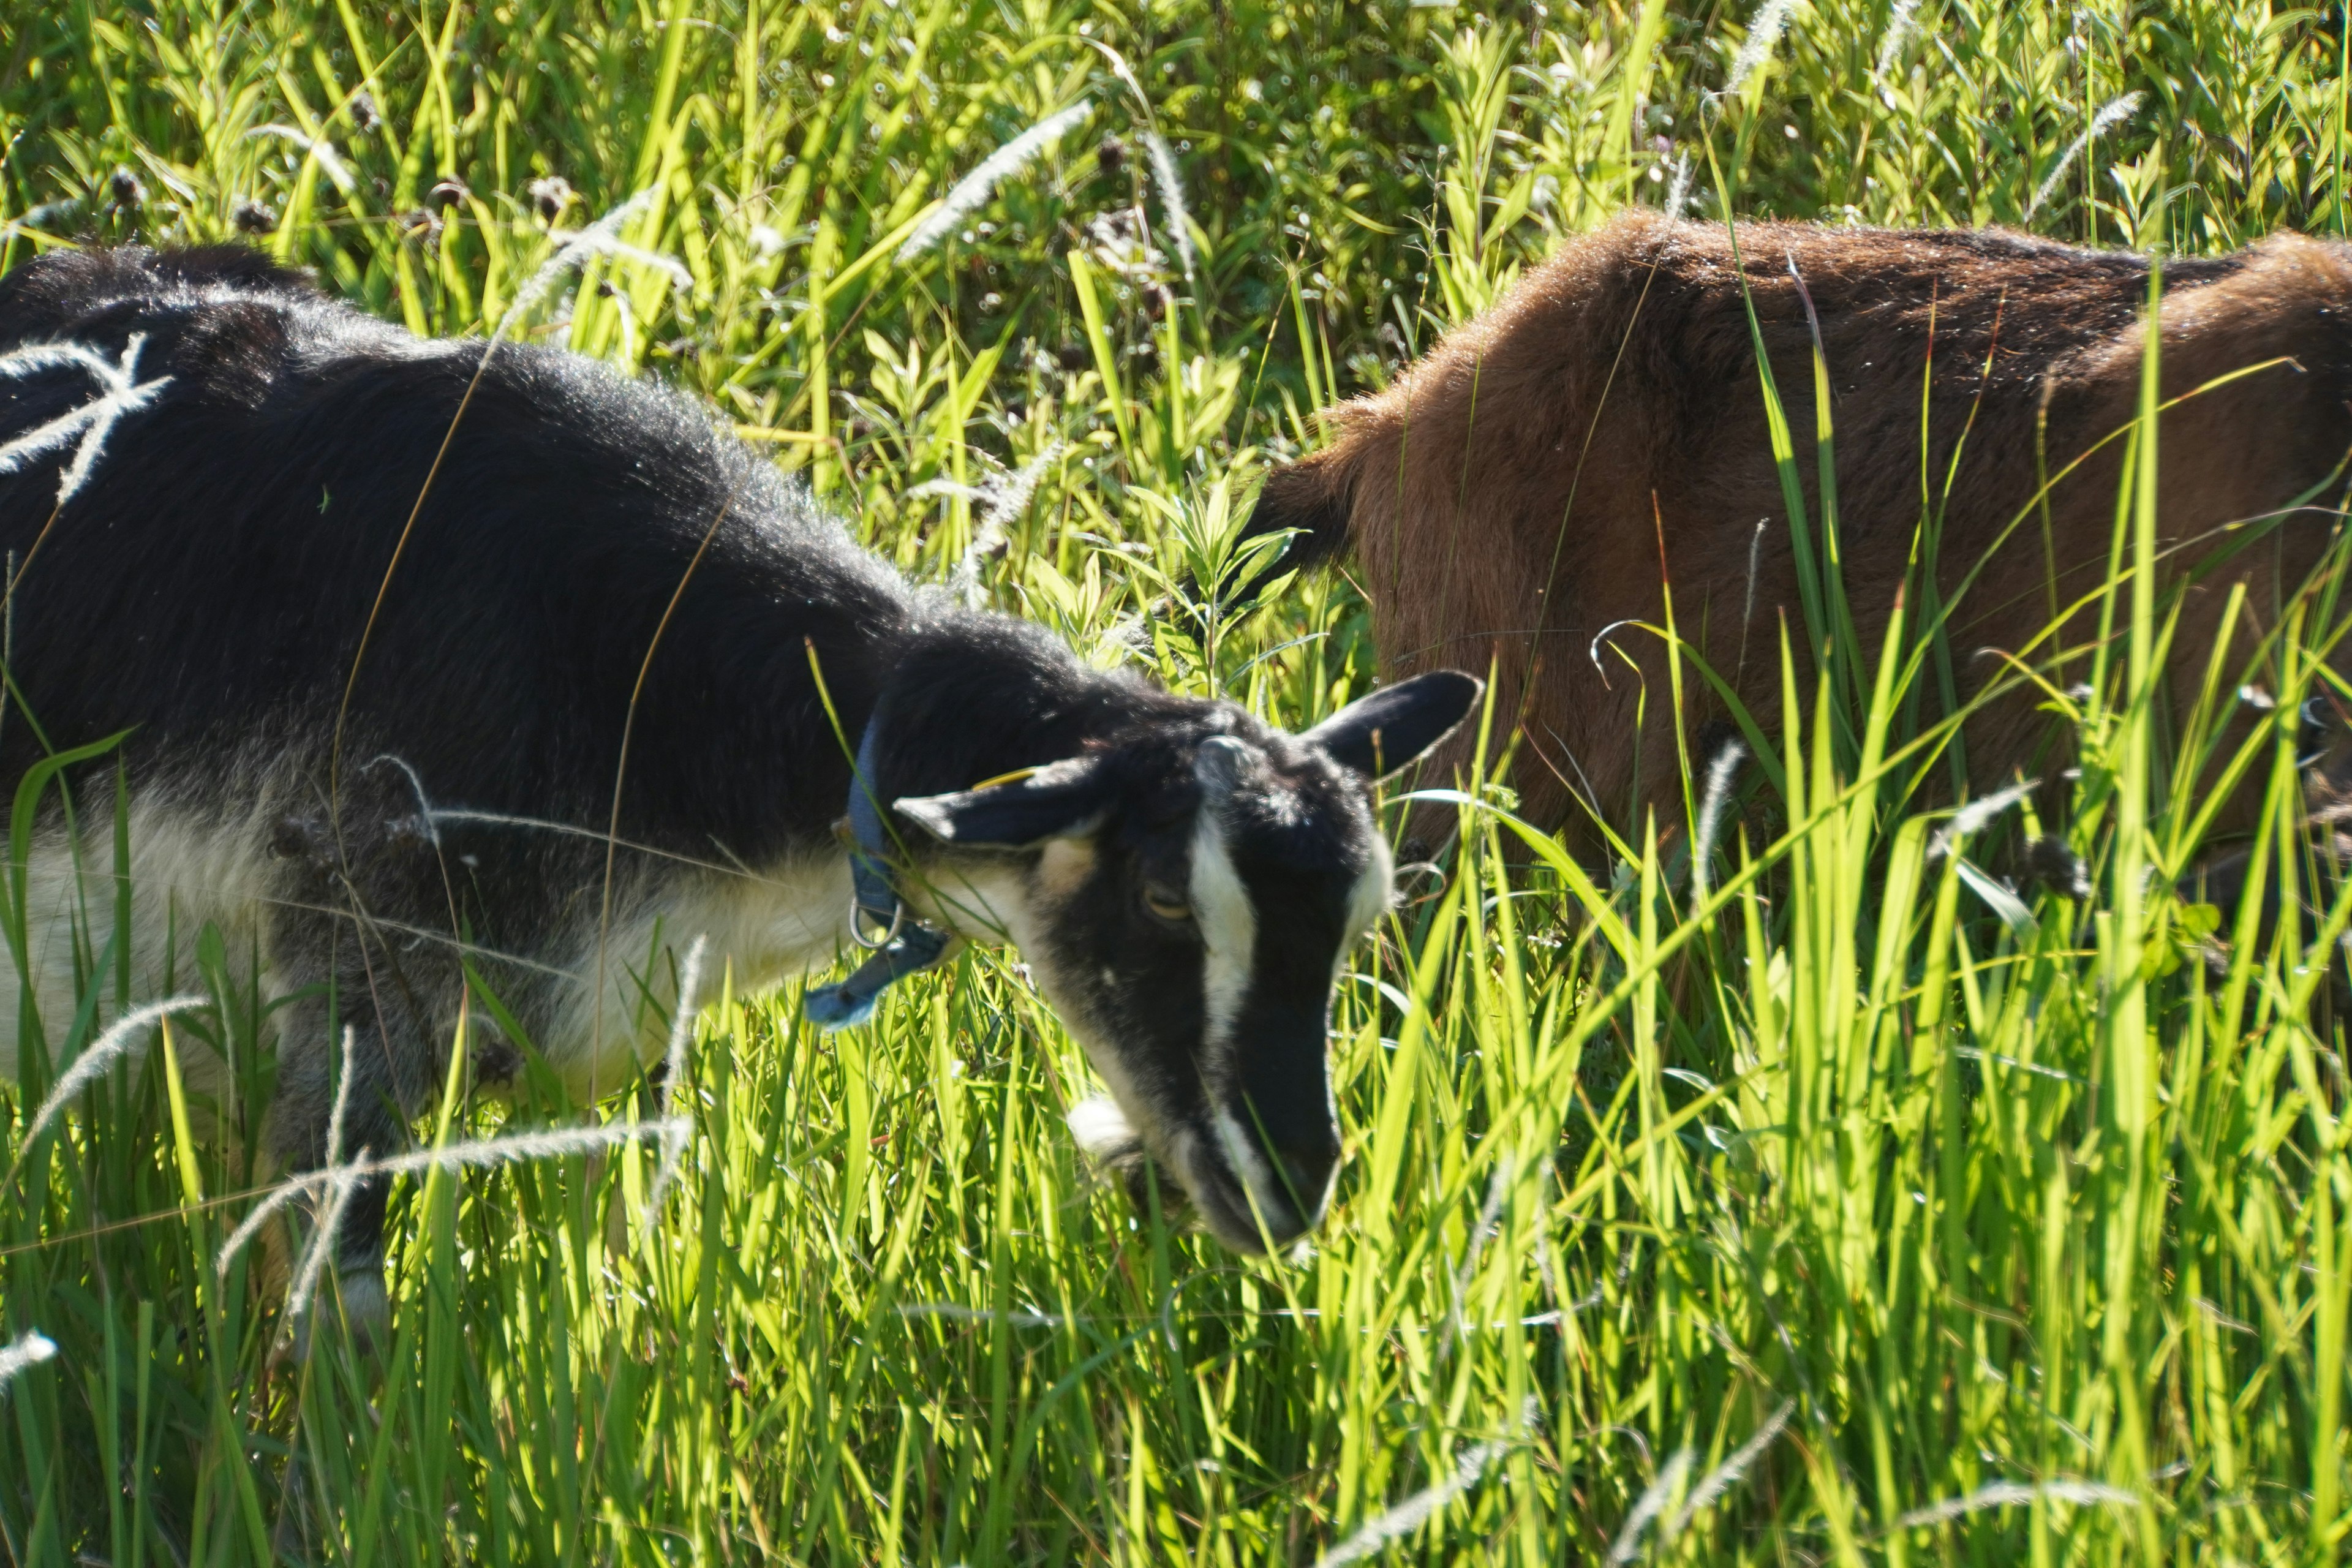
[{"left": 2, "top": 1, "right": 2351, "bottom": 1562}]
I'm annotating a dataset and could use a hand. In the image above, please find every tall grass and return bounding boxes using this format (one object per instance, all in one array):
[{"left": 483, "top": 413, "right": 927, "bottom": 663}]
[{"left": 1, "top": 0, "right": 2350, "bottom": 1561}]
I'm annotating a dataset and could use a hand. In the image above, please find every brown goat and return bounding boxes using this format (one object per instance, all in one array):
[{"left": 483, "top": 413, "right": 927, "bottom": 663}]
[{"left": 1247, "top": 214, "right": 2352, "bottom": 856}]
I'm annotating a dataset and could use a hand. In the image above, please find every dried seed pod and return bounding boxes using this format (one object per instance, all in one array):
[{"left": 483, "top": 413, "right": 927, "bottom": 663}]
[
  {"left": 528, "top": 175, "right": 575, "bottom": 222},
  {"left": 349, "top": 90, "right": 380, "bottom": 134},
  {"left": 109, "top": 168, "right": 145, "bottom": 209},
  {"left": 2022, "top": 835, "right": 2092, "bottom": 902},
  {"left": 1096, "top": 137, "right": 1126, "bottom": 176},
  {"left": 426, "top": 176, "right": 470, "bottom": 213},
  {"left": 1054, "top": 342, "right": 1089, "bottom": 372},
  {"left": 396, "top": 209, "right": 443, "bottom": 249},
  {"left": 232, "top": 199, "right": 277, "bottom": 235}
]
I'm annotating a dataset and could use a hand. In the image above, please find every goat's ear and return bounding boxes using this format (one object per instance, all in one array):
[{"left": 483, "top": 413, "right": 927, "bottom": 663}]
[
  {"left": 1304, "top": 671, "right": 1484, "bottom": 781},
  {"left": 893, "top": 760, "right": 1107, "bottom": 849}
]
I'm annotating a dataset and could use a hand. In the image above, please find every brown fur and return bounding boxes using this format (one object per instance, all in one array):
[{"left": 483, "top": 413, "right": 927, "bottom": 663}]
[{"left": 1253, "top": 214, "right": 2352, "bottom": 850}]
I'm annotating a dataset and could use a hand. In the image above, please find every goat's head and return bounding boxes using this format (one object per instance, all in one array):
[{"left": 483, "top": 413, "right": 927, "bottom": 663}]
[{"left": 894, "top": 671, "right": 1482, "bottom": 1253}]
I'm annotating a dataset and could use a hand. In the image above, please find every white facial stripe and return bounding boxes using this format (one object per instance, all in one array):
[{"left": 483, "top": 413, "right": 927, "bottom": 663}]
[
  {"left": 1188, "top": 800, "right": 1258, "bottom": 1079},
  {"left": 1191, "top": 799, "right": 1310, "bottom": 1237}
]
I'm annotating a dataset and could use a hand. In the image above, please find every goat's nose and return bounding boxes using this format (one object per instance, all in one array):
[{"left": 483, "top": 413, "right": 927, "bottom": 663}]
[{"left": 1269, "top": 1136, "right": 1340, "bottom": 1231}]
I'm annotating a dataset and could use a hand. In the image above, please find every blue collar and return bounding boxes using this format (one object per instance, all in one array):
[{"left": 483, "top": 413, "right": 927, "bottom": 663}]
[{"left": 803, "top": 721, "right": 953, "bottom": 1030}]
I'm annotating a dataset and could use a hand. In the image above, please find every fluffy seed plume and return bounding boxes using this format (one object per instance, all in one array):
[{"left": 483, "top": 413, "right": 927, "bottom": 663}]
[
  {"left": 947, "top": 442, "right": 1065, "bottom": 606},
  {"left": 1928, "top": 777, "right": 2038, "bottom": 859},
  {"left": 367, "top": 1118, "right": 693, "bottom": 1180},
  {"left": 896, "top": 1302, "right": 1073, "bottom": 1329},
  {"left": 1743, "top": 519, "right": 1767, "bottom": 632},
  {"left": 1662, "top": 152, "right": 1695, "bottom": 222},
  {"left": 281, "top": 1159, "right": 367, "bottom": 1333},
  {"left": 897, "top": 101, "right": 1094, "bottom": 262},
  {"left": 216, "top": 1116, "right": 690, "bottom": 1280},
  {"left": 496, "top": 187, "right": 688, "bottom": 339},
  {"left": 1313, "top": 1400, "right": 1539, "bottom": 1568},
  {"left": 905, "top": 479, "right": 987, "bottom": 506},
  {"left": 1608, "top": 1447, "right": 1697, "bottom": 1564},
  {"left": 324, "top": 1025, "right": 357, "bottom": 1169},
  {"left": 270, "top": 1026, "right": 369, "bottom": 1336},
  {"left": 640, "top": 935, "right": 709, "bottom": 1235},
  {"left": 1659, "top": 1401, "right": 1795, "bottom": 1547},
  {"left": 10, "top": 996, "right": 209, "bottom": 1177},
  {"left": 1142, "top": 130, "right": 1198, "bottom": 285},
  {"left": 1726, "top": 0, "right": 1804, "bottom": 95},
  {"left": 1874, "top": 0, "right": 1923, "bottom": 81},
  {"left": 1691, "top": 737, "right": 1747, "bottom": 907},
  {"left": 1892, "top": 1478, "right": 2138, "bottom": 1528},
  {"left": 0, "top": 336, "right": 176, "bottom": 505},
  {"left": 0, "top": 1331, "right": 57, "bottom": 1390},
  {"left": 213, "top": 1172, "right": 328, "bottom": 1281},
  {"left": 246, "top": 124, "right": 356, "bottom": 194},
  {"left": 655, "top": 936, "right": 708, "bottom": 1120},
  {"left": 2024, "top": 91, "right": 2144, "bottom": 222}
]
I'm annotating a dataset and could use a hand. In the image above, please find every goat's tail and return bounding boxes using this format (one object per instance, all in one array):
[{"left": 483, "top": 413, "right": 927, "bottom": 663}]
[{"left": 1235, "top": 448, "right": 1357, "bottom": 578}]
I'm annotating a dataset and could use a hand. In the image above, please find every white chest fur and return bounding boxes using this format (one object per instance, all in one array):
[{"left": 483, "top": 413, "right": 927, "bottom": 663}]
[
  {"left": 543, "top": 853, "right": 855, "bottom": 1099},
  {"left": 0, "top": 798, "right": 859, "bottom": 1112}
]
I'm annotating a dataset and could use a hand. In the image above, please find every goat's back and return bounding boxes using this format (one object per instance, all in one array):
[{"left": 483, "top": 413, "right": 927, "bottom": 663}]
[
  {"left": 0, "top": 246, "right": 907, "bottom": 858},
  {"left": 1254, "top": 216, "right": 2352, "bottom": 839}
]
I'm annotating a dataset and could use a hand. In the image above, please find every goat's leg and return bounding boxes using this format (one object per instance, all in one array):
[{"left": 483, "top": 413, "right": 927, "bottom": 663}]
[
  {"left": 262, "top": 786, "right": 460, "bottom": 1354},
  {"left": 263, "top": 992, "right": 429, "bottom": 1354}
]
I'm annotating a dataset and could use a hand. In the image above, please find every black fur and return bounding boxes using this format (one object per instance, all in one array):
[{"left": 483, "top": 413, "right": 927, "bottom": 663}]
[
  {"left": 0, "top": 246, "right": 1478, "bottom": 1306},
  {"left": 1304, "top": 670, "right": 1484, "bottom": 780},
  {"left": 0, "top": 247, "right": 908, "bottom": 1312},
  {"left": 0, "top": 247, "right": 909, "bottom": 853}
]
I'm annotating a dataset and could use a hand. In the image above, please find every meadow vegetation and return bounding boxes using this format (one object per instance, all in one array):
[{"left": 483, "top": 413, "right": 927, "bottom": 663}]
[{"left": 2, "top": 0, "right": 2351, "bottom": 1560}]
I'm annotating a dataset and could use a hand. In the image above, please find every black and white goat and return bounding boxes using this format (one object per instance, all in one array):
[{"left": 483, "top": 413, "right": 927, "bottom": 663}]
[{"left": 0, "top": 247, "right": 1477, "bottom": 1335}]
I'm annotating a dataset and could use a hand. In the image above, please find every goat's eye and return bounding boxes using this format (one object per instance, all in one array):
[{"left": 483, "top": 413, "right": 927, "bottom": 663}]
[{"left": 1142, "top": 885, "right": 1192, "bottom": 922}]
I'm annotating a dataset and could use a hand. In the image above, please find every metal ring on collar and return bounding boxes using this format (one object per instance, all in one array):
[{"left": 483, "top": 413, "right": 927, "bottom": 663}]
[{"left": 850, "top": 897, "right": 906, "bottom": 950}]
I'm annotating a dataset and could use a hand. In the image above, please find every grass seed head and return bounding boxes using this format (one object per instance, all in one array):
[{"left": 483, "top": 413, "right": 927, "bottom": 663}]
[
  {"left": 1725, "top": 0, "right": 1803, "bottom": 94},
  {"left": 896, "top": 99, "right": 1095, "bottom": 262},
  {"left": 2025, "top": 91, "right": 2144, "bottom": 220}
]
